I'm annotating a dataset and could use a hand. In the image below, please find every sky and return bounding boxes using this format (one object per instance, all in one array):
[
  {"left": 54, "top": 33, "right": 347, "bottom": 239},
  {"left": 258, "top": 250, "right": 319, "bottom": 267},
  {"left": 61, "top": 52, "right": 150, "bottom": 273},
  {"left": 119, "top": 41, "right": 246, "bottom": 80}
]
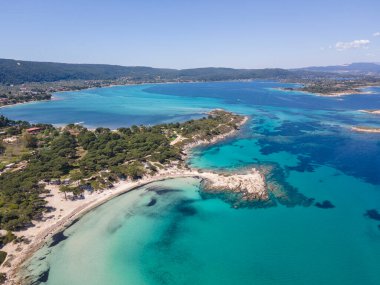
[{"left": 1, "top": 0, "right": 380, "bottom": 69}]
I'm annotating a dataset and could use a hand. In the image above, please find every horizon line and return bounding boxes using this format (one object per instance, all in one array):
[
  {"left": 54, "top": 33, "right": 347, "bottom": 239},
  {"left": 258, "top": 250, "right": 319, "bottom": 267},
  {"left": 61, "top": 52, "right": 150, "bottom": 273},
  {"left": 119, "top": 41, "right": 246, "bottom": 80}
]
[{"left": 1, "top": 57, "right": 379, "bottom": 71}]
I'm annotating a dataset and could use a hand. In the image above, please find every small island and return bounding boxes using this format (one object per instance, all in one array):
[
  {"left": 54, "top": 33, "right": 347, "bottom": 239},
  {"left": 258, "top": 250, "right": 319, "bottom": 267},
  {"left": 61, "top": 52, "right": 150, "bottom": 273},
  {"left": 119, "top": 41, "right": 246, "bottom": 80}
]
[
  {"left": 360, "top": 109, "right": 380, "bottom": 115},
  {"left": 281, "top": 78, "right": 380, "bottom": 97},
  {"left": 351, "top": 126, "right": 380, "bottom": 133}
]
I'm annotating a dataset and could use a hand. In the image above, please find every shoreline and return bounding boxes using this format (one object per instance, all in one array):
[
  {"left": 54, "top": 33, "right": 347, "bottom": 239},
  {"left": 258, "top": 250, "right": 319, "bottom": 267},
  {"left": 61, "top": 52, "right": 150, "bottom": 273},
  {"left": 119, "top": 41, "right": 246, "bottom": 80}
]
[
  {"left": 2, "top": 114, "right": 254, "bottom": 285},
  {"left": 0, "top": 99, "right": 52, "bottom": 110},
  {"left": 0, "top": 79, "right": 280, "bottom": 111},
  {"left": 8, "top": 167, "right": 265, "bottom": 285},
  {"left": 0, "top": 82, "right": 142, "bottom": 110},
  {"left": 182, "top": 115, "right": 249, "bottom": 155},
  {"left": 2, "top": 82, "right": 379, "bottom": 112},
  {"left": 3, "top": 172, "right": 201, "bottom": 283},
  {"left": 4, "top": 170, "right": 202, "bottom": 284}
]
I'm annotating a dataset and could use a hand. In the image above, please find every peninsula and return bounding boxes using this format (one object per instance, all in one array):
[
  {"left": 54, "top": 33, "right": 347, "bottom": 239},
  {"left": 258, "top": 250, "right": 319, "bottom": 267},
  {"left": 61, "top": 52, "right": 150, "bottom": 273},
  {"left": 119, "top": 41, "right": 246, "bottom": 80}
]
[{"left": 0, "top": 110, "right": 268, "bottom": 284}]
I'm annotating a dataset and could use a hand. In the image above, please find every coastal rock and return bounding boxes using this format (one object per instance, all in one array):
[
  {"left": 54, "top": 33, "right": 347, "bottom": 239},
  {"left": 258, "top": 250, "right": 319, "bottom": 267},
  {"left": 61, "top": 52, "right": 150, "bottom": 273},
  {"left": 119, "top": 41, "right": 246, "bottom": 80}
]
[{"left": 201, "top": 168, "right": 268, "bottom": 202}]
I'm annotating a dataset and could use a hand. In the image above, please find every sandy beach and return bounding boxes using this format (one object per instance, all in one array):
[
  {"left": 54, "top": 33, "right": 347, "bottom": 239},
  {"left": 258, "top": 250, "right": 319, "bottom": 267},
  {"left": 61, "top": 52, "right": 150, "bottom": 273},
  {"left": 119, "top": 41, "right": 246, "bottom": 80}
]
[{"left": 3, "top": 167, "right": 265, "bottom": 285}]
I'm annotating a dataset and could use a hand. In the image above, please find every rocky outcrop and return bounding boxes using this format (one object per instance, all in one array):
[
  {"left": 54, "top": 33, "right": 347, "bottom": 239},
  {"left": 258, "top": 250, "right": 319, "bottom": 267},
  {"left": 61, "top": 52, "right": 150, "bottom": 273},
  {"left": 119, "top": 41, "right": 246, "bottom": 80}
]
[{"left": 201, "top": 168, "right": 268, "bottom": 201}]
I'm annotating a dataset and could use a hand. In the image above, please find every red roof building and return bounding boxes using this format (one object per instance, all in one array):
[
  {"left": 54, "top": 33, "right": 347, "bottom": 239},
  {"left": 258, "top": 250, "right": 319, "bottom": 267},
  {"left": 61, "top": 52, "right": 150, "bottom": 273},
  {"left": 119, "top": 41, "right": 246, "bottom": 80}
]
[{"left": 26, "top": 127, "right": 42, "bottom": 134}]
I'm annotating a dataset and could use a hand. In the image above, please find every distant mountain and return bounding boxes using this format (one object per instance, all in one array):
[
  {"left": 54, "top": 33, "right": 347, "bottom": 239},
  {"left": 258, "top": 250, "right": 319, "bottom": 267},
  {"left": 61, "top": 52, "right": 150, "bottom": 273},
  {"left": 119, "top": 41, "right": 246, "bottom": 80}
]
[
  {"left": 296, "top": 62, "right": 380, "bottom": 76},
  {"left": 2, "top": 58, "right": 374, "bottom": 85},
  {"left": 0, "top": 58, "right": 299, "bottom": 85}
]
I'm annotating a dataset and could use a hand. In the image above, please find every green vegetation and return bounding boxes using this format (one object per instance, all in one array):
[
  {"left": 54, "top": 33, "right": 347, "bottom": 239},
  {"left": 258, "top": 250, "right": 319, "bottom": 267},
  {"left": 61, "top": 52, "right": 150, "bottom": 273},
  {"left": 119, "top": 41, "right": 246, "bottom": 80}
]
[
  {"left": 289, "top": 78, "right": 380, "bottom": 95},
  {"left": 0, "top": 91, "right": 51, "bottom": 106},
  {"left": 176, "top": 110, "right": 243, "bottom": 145},
  {"left": 0, "top": 58, "right": 302, "bottom": 107},
  {"left": 0, "top": 110, "right": 243, "bottom": 244},
  {"left": 77, "top": 125, "right": 181, "bottom": 177},
  {"left": 299, "top": 82, "right": 359, "bottom": 94},
  {"left": 59, "top": 185, "right": 84, "bottom": 200},
  {"left": 0, "top": 231, "right": 15, "bottom": 249},
  {"left": 0, "top": 251, "right": 7, "bottom": 266},
  {"left": 0, "top": 58, "right": 296, "bottom": 85},
  {"left": 0, "top": 58, "right": 175, "bottom": 85}
]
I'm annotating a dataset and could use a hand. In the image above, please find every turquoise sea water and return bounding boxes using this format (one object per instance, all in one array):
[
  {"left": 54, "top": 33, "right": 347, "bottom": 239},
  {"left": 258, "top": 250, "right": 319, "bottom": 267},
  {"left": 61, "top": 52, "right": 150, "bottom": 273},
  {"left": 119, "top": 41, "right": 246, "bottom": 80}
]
[
  {"left": 3, "top": 82, "right": 380, "bottom": 284},
  {"left": 0, "top": 84, "right": 226, "bottom": 129}
]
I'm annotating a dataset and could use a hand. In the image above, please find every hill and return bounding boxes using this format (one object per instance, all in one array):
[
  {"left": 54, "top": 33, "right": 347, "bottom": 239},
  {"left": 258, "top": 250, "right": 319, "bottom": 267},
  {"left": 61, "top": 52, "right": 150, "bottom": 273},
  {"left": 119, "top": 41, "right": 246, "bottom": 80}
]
[
  {"left": 0, "top": 58, "right": 297, "bottom": 85},
  {"left": 0, "top": 58, "right": 177, "bottom": 85}
]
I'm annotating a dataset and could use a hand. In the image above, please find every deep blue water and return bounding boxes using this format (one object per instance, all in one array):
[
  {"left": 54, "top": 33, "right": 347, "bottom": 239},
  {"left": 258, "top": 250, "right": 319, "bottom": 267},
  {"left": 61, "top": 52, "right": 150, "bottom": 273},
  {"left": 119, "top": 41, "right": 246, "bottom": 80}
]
[
  {"left": 3, "top": 81, "right": 380, "bottom": 285},
  {"left": 146, "top": 82, "right": 380, "bottom": 111}
]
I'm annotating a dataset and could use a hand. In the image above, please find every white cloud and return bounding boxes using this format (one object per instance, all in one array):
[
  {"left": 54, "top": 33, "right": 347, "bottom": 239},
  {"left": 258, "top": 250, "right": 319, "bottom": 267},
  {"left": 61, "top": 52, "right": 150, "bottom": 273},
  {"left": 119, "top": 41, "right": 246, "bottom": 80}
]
[
  {"left": 374, "top": 32, "right": 380, "bottom": 37},
  {"left": 335, "top": 39, "right": 370, "bottom": 51}
]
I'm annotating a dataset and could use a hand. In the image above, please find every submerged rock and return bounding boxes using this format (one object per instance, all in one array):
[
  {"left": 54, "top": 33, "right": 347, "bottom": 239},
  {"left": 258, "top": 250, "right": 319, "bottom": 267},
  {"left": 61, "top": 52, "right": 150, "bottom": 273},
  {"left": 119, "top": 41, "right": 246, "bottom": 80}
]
[
  {"left": 265, "top": 164, "right": 314, "bottom": 208},
  {"left": 147, "top": 186, "right": 181, "bottom": 196},
  {"left": 28, "top": 267, "right": 50, "bottom": 285},
  {"left": 200, "top": 190, "right": 274, "bottom": 209},
  {"left": 365, "top": 209, "right": 380, "bottom": 221},
  {"left": 315, "top": 200, "right": 335, "bottom": 209},
  {"left": 48, "top": 231, "right": 68, "bottom": 247},
  {"left": 146, "top": 198, "right": 157, "bottom": 207}
]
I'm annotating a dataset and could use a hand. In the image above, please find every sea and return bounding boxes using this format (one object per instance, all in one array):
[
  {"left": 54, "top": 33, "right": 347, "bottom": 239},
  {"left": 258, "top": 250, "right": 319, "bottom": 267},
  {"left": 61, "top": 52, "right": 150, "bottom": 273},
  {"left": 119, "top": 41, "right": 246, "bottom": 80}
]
[{"left": 2, "top": 81, "right": 380, "bottom": 285}]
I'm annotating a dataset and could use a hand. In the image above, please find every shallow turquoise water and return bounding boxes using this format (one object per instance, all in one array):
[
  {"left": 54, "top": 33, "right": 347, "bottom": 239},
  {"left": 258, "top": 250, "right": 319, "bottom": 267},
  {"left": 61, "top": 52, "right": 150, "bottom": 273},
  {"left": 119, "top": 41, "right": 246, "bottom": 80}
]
[
  {"left": 0, "top": 84, "right": 226, "bottom": 128},
  {"left": 5, "top": 82, "right": 380, "bottom": 284}
]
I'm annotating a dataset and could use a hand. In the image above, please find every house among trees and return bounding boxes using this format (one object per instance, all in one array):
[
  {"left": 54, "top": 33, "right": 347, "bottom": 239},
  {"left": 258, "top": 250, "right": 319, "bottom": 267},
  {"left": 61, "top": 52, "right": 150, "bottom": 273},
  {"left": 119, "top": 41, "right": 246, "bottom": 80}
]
[{"left": 26, "top": 127, "right": 42, "bottom": 134}]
